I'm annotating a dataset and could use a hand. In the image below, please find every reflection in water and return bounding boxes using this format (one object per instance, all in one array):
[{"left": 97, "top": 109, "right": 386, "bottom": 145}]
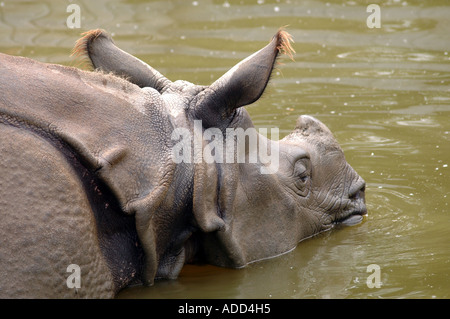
[{"left": 0, "top": 0, "right": 449, "bottom": 299}]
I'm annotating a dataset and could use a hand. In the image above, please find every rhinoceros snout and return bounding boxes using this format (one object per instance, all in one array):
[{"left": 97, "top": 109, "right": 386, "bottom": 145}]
[
  {"left": 348, "top": 178, "right": 367, "bottom": 216},
  {"left": 337, "top": 177, "right": 367, "bottom": 226}
]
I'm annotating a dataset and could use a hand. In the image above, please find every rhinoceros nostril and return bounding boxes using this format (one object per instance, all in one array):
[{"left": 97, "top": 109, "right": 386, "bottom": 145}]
[{"left": 348, "top": 179, "right": 366, "bottom": 200}]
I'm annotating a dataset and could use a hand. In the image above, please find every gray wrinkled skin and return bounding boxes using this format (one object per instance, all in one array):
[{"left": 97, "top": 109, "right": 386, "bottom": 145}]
[{"left": 0, "top": 29, "right": 366, "bottom": 298}]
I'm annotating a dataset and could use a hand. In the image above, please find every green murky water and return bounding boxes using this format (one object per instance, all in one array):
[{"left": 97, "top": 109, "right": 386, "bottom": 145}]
[{"left": 1, "top": 0, "right": 448, "bottom": 299}]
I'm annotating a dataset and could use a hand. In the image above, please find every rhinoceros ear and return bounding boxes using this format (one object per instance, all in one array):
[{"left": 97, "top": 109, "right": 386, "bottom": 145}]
[
  {"left": 194, "top": 29, "right": 294, "bottom": 128},
  {"left": 73, "top": 29, "right": 172, "bottom": 92}
]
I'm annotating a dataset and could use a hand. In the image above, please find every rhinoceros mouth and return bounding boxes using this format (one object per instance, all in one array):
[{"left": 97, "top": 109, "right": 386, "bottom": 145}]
[
  {"left": 334, "top": 208, "right": 367, "bottom": 227},
  {"left": 334, "top": 189, "right": 368, "bottom": 226},
  {"left": 338, "top": 212, "right": 365, "bottom": 226}
]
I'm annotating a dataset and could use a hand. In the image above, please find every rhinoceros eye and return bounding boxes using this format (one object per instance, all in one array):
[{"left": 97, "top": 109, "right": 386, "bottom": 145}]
[
  {"left": 300, "top": 174, "right": 309, "bottom": 183},
  {"left": 293, "top": 159, "right": 311, "bottom": 195}
]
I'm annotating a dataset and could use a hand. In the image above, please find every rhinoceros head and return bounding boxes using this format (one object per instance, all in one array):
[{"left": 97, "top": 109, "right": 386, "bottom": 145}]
[{"left": 76, "top": 29, "right": 366, "bottom": 276}]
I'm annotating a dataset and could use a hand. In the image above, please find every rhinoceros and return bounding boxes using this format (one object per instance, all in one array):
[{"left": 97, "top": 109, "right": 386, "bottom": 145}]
[{"left": 0, "top": 29, "right": 366, "bottom": 298}]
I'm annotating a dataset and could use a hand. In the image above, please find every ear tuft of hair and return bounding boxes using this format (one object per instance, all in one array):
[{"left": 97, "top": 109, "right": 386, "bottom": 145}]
[
  {"left": 275, "top": 28, "right": 295, "bottom": 61},
  {"left": 71, "top": 29, "right": 107, "bottom": 69}
]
